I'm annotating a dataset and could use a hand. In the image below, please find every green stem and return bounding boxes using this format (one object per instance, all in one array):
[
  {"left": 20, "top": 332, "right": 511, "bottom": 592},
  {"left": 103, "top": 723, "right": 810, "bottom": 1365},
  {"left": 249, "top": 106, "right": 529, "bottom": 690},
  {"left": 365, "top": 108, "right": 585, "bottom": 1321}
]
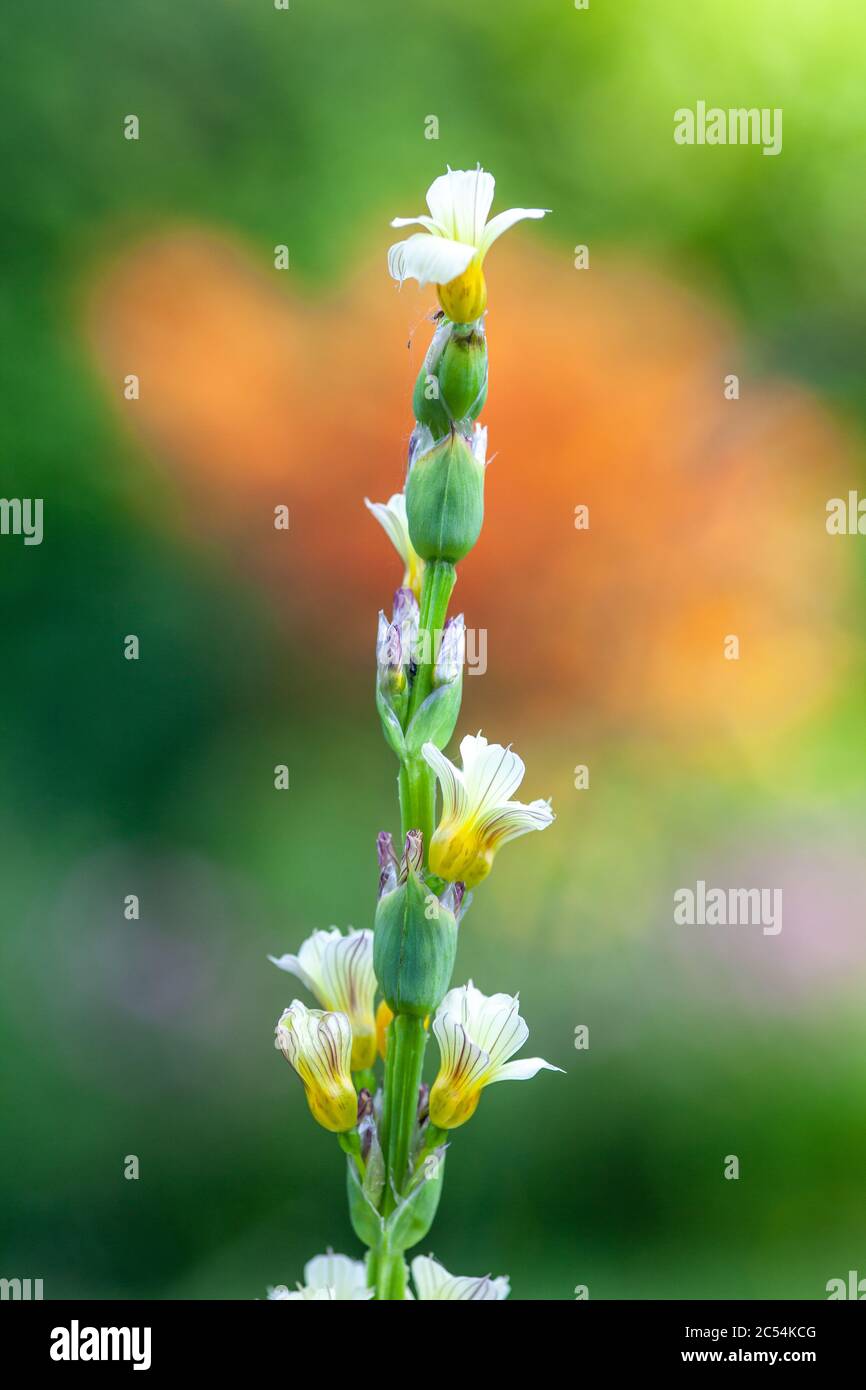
[
  {"left": 374, "top": 1232, "right": 408, "bottom": 1300},
  {"left": 408, "top": 559, "right": 456, "bottom": 723},
  {"left": 399, "top": 559, "right": 456, "bottom": 856},
  {"left": 384, "top": 1014, "right": 427, "bottom": 1214},
  {"left": 398, "top": 756, "right": 435, "bottom": 848}
]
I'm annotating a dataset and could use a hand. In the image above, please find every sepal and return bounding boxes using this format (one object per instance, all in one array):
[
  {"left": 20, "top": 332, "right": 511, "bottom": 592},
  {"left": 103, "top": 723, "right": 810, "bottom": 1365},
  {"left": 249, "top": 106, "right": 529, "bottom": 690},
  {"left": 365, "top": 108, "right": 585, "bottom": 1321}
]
[
  {"left": 376, "top": 685, "right": 407, "bottom": 759},
  {"left": 347, "top": 1157, "right": 384, "bottom": 1249},
  {"left": 373, "top": 833, "right": 458, "bottom": 1017},
  {"left": 384, "top": 1149, "right": 447, "bottom": 1252}
]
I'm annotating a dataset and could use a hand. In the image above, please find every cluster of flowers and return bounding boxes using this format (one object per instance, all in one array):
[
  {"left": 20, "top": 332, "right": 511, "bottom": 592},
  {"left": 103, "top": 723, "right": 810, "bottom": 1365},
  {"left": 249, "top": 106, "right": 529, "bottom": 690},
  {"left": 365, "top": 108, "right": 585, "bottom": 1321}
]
[{"left": 267, "top": 168, "right": 557, "bottom": 1300}]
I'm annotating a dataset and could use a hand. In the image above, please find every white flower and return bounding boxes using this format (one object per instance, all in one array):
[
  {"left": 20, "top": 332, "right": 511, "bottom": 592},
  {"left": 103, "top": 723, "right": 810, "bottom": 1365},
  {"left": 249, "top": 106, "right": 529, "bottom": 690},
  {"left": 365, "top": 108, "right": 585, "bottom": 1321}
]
[
  {"left": 364, "top": 491, "right": 424, "bottom": 598},
  {"left": 388, "top": 166, "right": 549, "bottom": 323},
  {"left": 411, "top": 1254, "right": 510, "bottom": 1301},
  {"left": 268, "top": 1252, "right": 373, "bottom": 1301},
  {"left": 270, "top": 929, "right": 377, "bottom": 1072},
  {"left": 429, "top": 981, "right": 562, "bottom": 1130},
  {"left": 275, "top": 1000, "right": 357, "bottom": 1133},
  {"left": 421, "top": 732, "right": 554, "bottom": 887}
]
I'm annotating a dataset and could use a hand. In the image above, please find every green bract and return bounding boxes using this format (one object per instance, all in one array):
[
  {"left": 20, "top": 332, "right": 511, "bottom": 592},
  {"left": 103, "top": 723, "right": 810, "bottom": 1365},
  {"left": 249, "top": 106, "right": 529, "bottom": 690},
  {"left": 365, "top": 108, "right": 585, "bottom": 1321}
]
[
  {"left": 437, "top": 325, "right": 488, "bottom": 423},
  {"left": 374, "top": 865, "right": 458, "bottom": 1018},
  {"left": 406, "top": 431, "right": 485, "bottom": 564}
]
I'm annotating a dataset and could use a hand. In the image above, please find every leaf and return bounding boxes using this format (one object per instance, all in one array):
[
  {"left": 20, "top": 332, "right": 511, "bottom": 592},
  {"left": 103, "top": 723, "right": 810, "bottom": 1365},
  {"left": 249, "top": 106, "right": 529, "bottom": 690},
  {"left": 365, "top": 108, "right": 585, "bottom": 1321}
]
[
  {"left": 347, "top": 1157, "right": 384, "bottom": 1249},
  {"left": 376, "top": 686, "right": 407, "bottom": 760},
  {"left": 404, "top": 676, "right": 463, "bottom": 756},
  {"left": 384, "top": 1151, "right": 446, "bottom": 1252}
]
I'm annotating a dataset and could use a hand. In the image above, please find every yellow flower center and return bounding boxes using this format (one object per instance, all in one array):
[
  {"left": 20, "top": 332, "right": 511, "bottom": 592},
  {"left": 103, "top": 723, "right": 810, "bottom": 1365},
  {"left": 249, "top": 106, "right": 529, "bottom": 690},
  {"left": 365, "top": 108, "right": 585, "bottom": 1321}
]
[
  {"left": 429, "top": 1073, "right": 483, "bottom": 1130},
  {"left": 437, "top": 259, "right": 487, "bottom": 325},
  {"left": 302, "top": 1075, "right": 358, "bottom": 1133},
  {"left": 429, "top": 821, "right": 494, "bottom": 889}
]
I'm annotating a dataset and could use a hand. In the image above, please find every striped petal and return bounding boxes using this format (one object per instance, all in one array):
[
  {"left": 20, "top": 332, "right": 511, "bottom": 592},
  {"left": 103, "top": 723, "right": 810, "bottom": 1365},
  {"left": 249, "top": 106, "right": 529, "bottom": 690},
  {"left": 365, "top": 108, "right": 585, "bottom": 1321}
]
[
  {"left": 459, "top": 733, "right": 526, "bottom": 812},
  {"left": 422, "top": 741, "right": 468, "bottom": 824},
  {"left": 474, "top": 795, "right": 556, "bottom": 850},
  {"left": 411, "top": 1254, "right": 509, "bottom": 1301}
]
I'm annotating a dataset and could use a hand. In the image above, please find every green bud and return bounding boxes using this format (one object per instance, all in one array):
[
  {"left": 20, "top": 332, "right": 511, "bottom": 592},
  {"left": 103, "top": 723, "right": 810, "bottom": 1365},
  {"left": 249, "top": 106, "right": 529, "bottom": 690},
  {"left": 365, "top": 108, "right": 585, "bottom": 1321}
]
[
  {"left": 413, "top": 364, "right": 451, "bottom": 438},
  {"left": 412, "top": 322, "right": 451, "bottom": 438},
  {"left": 437, "top": 324, "right": 488, "bottom": 423},
  {"left": 374, "top": 831, "right": 458, "bottom": 1017},
  {"left": 406, "top": 426, "right": 486, "bottom": 564}
]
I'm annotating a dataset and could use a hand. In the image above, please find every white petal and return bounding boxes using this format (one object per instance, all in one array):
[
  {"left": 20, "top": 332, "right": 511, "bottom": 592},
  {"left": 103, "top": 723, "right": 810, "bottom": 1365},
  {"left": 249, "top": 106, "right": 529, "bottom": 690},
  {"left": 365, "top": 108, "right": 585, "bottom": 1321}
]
[
  {"left": 319, "top": 929, "right": 377, "bottom": 1023},
  {"left": 476, "top": 796, "right": 555, "bottom": 849},
  {"left": 470, "top": 423, "right": 488, "bottom": 467},
  {"left": 304, "top": 1252, "right": 373, "bottom": 1300},
  {"left": 460, "top": 734, "right": 526, "bottom": 813},
  {"left": 478, "top": 206, "right": 550, "bottom": 259},
  {"left": 364, "top": 493, "right": 410, "bottom": 565},
  {"left": 411, "top": 1255, "right": 451, "bottom": 1299},
  {"left": 388, "top": 232, "right": 476, "bottom": 288},
  {"left": 411, "top": 1254, "right": 509, "bottom": 1300},
  {"left": 390, "top": 213, "right": 448, "bottom": 234},
  {"left": 468, "top": 994, "right": 528, "bottom": 1070},
  {"left": 267, "top": 952, "right": 317, "bottom": 996},
  {"left": 426, "top": 167, "right": 495, "bottom": 245},
  {"left": 422, "top": 741, "right": 467, "bottom": 824},
  {"left": 432, "top": 1011, "right": 489, "bottom": 1091},
  {"left": 488, "top": 1056, "right": 564, "bottom": 1084}
]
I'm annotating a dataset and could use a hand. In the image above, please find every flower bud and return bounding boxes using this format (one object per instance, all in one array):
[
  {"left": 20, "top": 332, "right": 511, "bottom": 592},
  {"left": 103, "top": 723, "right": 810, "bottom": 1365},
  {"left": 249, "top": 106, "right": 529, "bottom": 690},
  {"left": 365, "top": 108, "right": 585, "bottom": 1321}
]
[
  {"left": 437, "top": 325, "right": 488, "bottom": 423},
  {"left": 412, "top": 322, "right": 452, "bottom": 438},
  {"left": 433, "top": 614, "right": 465, "bottom": 688},
  {"left": 376, "top": 611, "right": 406, "bottom": 696},
  {"left": 376, "top": 831, "right": 398, "bottom": 899},
  {"left": 374, "top": 831, "right": 458, "bottom": 1018},
  {"left": 392, "top": 586, "right": 420, "bottom": 666},
  {"left": 406, "top": 426, "right": 487, "bottom": 564}
]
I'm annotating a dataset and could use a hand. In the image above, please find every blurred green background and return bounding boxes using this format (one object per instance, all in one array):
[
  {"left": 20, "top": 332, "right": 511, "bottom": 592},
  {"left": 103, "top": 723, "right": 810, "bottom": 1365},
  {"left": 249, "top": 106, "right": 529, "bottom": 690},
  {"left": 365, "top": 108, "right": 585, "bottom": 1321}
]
[{"left": 2, "top": 0, "right": 866, "bottom": 1299}]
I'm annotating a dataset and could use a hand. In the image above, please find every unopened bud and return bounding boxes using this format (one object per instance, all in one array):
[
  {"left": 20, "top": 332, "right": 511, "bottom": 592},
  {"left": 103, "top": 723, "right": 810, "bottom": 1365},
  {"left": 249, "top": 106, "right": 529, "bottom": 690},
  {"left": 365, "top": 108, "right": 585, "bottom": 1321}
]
[
  {"left": 437, "top": 324, "right": 488, "bottom": 423},
  {"left": 376, "top": 831, "right": 398, "bottom": 899},
  {"left": 433, "top": 614, "right": 465, "bottom": 687},
  {"left": 374, "top": 831, "right": 458, "bottom": 1017},
  {"left": 376, "top": 612, "right": 406, "bottom": 695},
  {"left": 406, "top": 426, "right": 487, "bottom": 564}
]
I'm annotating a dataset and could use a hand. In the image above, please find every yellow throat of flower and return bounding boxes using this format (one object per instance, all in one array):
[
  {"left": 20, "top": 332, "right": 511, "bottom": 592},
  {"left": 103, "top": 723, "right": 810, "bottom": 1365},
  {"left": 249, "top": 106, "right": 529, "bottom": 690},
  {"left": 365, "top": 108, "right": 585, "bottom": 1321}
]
[
  {"left": 437, "top": 259, "right": 487, "bottom": 325},
  {"left": 429, "top": 821, "right": 494, "bottom": 889},
  {"left": 429, "top": 1072, "right": 484, "bottom": 1130}
]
